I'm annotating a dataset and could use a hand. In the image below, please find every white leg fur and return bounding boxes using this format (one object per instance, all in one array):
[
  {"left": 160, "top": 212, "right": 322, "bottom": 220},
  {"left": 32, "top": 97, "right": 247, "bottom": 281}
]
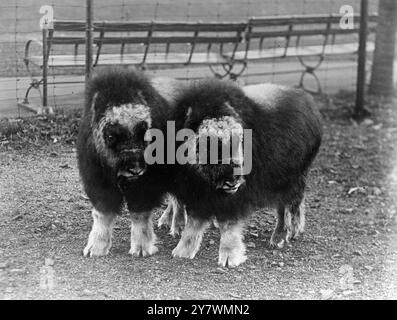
[
  {"left": 218, "top": 220, "right": 247, "bottom": 268},
  {"left": 158, "top": 199, "right": 173, "bottom": 227},
  {"left": 290, "top": 200, "right": 306, "bottom": 239},
  {"left": 172, "top": 217, "right": 209, "bottom": 259},
  {"left": 285, "top": 210, "right": 293, "bottom": 242},
  {"left": 129, "top": 212, "right": 158, "bottom": 257},
  {"left": 83, "top": 209, "right": 115, "bottom": 257},
  {"left": 299, "top": 202, "right": 306, "bottom": 233}
]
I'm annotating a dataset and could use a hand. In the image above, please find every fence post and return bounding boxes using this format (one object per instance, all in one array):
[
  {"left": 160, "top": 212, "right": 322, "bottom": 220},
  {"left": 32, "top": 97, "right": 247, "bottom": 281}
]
[
  {"left": 42, "top": 28, "right": 48, "bottom": 109},
  {"left": 85, "top": 0, "right": 93, "bottom": 103},
  {"left": 41, "top": 28, "right": 54, "bottom": 114},
  {"left": 354, "top": 0, "right": 369, "bottom": 120}
]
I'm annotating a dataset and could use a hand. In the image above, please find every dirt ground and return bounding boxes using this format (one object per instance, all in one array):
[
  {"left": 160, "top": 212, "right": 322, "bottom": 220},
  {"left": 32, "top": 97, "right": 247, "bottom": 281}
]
[{"left": 0, "top": 93, "right": 396, "bottom": 300}]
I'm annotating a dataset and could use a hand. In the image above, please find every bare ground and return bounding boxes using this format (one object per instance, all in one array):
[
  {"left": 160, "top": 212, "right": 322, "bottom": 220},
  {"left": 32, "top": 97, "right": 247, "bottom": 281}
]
[{"left": 0, "top": 93, "right": 396, "bottom": 300}]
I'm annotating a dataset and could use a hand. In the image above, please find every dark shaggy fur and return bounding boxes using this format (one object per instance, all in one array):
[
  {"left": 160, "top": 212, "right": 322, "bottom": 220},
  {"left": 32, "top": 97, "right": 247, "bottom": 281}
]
[
  {"left": 77, "top": 67, "right": 171, "bottom": 257},
  {"left": 167, "top": 79, "right": 323, "bottom": 267}
]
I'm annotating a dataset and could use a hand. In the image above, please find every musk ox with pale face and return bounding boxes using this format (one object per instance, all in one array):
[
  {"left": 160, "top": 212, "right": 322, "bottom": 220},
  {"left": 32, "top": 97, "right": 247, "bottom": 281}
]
[
  {"left": 164, "top": 79, "right": 322, "bottom": 267},
  {"left": 77, "top": 67, "right": 170, "bottom": 258}
]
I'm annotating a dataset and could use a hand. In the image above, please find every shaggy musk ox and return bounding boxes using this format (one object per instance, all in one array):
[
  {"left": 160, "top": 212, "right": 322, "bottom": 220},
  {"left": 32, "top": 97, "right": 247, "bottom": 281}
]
[
  {"left": 77, "top": 67, "right": 172, "bottom": 258},
  {"left": 165, "top": 79, "right": 323, "bottom": 267}
]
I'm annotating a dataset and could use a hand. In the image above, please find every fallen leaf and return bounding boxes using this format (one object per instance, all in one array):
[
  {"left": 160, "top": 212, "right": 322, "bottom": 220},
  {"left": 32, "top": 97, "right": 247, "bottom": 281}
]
[
  {"left": 320, "top": 289, "right": 334, "bottom": 300},
  {"left": 348, "top": 187, "right": 366, "bottom": 195}
]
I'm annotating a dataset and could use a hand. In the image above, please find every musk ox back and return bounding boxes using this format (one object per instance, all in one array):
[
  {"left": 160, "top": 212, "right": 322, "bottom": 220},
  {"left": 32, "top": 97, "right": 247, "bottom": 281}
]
[
  {"left": 77, "top": 67, "right": 170, "bottom": 258},
  {"left": 166, "top": 79, "right": 322, "bottom": 267}
]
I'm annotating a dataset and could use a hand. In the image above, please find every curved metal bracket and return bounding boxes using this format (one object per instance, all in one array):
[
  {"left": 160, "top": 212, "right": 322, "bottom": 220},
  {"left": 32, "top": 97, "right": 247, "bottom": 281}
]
[
  {"left": 208, "top": 59, "right": 247, "bottom": 80},
  {"left": 22, "top": 78, "right": 44, "bottom": 104},
  {"left": 208, "top": 62, "right": 233, "bottom": 79},
  {"left": 299, "top": 69, "right": 322, "bottom": 95},
  {"left": 297, "top": 54, "right": 324, "bottom": 94},
  {"left": 228, "top": 61, "right": 247, "bottom": 81}
]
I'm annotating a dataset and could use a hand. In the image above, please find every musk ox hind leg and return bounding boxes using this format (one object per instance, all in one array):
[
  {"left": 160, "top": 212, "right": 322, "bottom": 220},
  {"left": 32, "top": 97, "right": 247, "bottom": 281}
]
[
  {"left": 218, "top": 220, "right": 247, "bottom": 268},
  {"left": 83, "top": 209, "right": 117, "bottom": 257},
  {"left": 130, "top": 211, "right": 159, "bottom": 257},
  {"left": 270, "top": 197, "right": 306, "bottom": 248},
  {"left": 158, "top": 194, "right": 187, "bottom": 237},
  {"left": 172, "top": 216, "right": 210, "bottom": 259},
  {"left": 270, "top": 204, "right": 288, "bottom": 249},
  {"left": 288, "top": 198, "right": 306, "bottom": 240}
]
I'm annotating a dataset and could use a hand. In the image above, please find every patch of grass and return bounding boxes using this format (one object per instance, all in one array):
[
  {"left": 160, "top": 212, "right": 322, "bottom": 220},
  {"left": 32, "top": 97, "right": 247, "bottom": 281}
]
[{"left": 0, "top": 107, "right": 82, "bottom": 150}]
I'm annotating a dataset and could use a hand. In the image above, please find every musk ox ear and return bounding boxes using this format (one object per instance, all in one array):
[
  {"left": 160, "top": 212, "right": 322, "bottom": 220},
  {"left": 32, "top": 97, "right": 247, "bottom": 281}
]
[
  {"left": 183, "top": 107, "right": 193, "bottom": 127},
  {"left": 137, "top": 90, "right": 148, "bottom": 105},
  {"left": 90, "top": 92, "right": 99, "bottom": 123},
  {"left": 223, "top": 101, "right": 239, "bottom": 118}
]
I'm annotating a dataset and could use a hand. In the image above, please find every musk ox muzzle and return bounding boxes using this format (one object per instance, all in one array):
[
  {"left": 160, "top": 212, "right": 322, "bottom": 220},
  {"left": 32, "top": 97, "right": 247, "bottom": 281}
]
[{"left": 116, "top": 148, "right": 147, "bottom": 180}]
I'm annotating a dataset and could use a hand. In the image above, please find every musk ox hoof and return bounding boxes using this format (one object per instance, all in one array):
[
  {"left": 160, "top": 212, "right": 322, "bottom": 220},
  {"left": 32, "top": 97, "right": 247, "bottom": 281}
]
[
  {"left": 269, "top": 230, "right": 289, "bottom": 249},
  {"left": 290, "top": 218, "right": 305, "bottom": 240},
  {"left": 172, "top": 242, "right": 199, "bottom": 259},
  {"left": 83, "top": 236, "right": 112, "bottom": 257},
  {"left": 129, "top": 244, "right": 159, "bottom": 258},
  {"left": 218, "top": 248, "right": 247, "bottom": 268},
  {"left": 128, "top": 245, "right": 159, "bottom": 258},
  {"left": 289, "top": 224, "right": 304, "bottom": 240},
  {"left": 169, "top": 217, "right": 185, "bottom": 237},
  {"left": 158, "top": 211, "right": 184, "bottom": 237}
]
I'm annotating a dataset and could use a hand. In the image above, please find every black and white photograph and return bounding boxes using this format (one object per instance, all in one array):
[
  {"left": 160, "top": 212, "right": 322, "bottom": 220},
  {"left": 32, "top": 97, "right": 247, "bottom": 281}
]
[{"left": 0, "top": 0, "right": 396, "bottom": 302}]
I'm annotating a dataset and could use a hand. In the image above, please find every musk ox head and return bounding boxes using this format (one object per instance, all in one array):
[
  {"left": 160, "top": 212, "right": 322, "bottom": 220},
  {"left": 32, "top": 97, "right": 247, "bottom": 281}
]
[
  {"left": 180, "top": 105, "right": 246, "bottom": 195},
  {"left": 174, "top": 79, "right": 250, "bottom": 195},
  {"left": 194, "top": 114, "right": 246, "bottom": 195},
  {"left": 88, "top": 68, "right": 154, "bottom": 180}
]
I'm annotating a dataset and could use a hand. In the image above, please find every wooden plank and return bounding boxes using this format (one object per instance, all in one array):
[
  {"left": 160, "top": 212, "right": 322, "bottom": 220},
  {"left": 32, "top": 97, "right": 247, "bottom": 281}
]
[
  {"left": 230, "top": 41, "right": 375, "bottom": 61},
  {"left": 27, "top": 51, "right": 229, "bottom": 67},
  {"left": 247, "top": 28, "right": 361, "bottom": 39},
  {"left": 53, "top": 20, "right": 246, "bottom": 32},
  {"left": 97, "top": 21, "right": 246, "bottom": 32},
  {"left": 53, "top": 20, "right": 86, "bottom": 31},
  {"left": 249, "top": 13, "right": 377, "bottom": 26}
]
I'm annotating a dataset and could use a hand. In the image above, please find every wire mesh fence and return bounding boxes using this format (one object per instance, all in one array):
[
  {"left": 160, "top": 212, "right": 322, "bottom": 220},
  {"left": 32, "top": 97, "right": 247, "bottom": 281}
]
[{"left": 0, "top": 0, "right": 379, "bottom": 118}]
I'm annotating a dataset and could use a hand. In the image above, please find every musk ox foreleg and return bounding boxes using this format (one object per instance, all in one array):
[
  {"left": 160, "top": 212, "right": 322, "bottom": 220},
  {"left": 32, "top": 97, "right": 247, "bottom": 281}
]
[
  {"left": 172, "top": 216, "right": 209, "bottom": 259},
  {"left": 83, "top": 209, "right": 116, "bottom": 257},
  {"left": 158, "top": 194, "right": 187, "bottom": 237},
  {"left": 130, "top": 211, "right": 158, "bottom": 257},
  {"left": 217, "top": 220, "right": 247, "bottom": 268}
]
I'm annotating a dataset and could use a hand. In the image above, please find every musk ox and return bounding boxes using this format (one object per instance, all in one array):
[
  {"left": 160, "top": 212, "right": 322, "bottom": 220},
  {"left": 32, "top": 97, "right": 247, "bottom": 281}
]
[
  {"left": 77, "top": 67, "right": 174, "bottom": 258},
  {"left": 163, "top": 79, "right": 322, "bottom": 267}
]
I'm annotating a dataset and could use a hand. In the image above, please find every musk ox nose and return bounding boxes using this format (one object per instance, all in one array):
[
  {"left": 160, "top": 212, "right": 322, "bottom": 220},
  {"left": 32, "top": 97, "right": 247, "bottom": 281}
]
[
  {"left": 218, "top": 177, "right": 245, "bottom": 194},
  {"left": 117, "top": 166, "right": 146, "bottom": 180},
  {"left": 117, "top": 148, "right": 147, "bottom": 180},
  {"left": 128, "top": 167, "right": 146, "bottom": 176}
]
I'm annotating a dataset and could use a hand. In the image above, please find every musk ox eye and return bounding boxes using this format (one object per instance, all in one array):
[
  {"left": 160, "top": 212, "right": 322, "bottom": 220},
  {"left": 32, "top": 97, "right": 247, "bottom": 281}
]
[{"left": 104, "top": 134, "right": 117, "bottom": 146}]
